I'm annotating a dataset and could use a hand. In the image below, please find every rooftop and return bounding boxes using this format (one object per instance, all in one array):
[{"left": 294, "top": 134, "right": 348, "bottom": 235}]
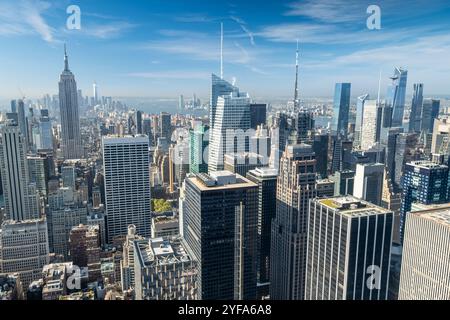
[
  {"left": 411, "top": 204, "right": 450, "bottom": 227},
  {"left": 191, "top": 171, "right": 257, "bottom": 191},
  {"left": 318, "top": 196, "right": 391, "bottom": 217}
]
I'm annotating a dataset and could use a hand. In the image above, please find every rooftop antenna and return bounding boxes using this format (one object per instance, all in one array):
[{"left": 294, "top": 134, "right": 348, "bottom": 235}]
[
  {"left": 220, "top": 22, "right": 224, "bottom": 79},
  {"left": 293, "top": 39, "right": 299, "bottom": 110}
]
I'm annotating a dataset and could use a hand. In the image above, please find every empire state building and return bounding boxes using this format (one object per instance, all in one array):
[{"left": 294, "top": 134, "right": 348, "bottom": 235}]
[{"left": 58, "top": 45, "right": 83, "bottom": 159}]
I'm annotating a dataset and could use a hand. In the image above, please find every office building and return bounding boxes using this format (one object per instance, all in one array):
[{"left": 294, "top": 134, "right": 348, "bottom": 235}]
[
  {"left": 431, "top": 117, "right": 450, "bottom": 157},
  {"left": 159, "top": 112, "right": 172, "bottom": 141},
  {"left": 421, "top": 99, "right": 440, "bottom": 133},
  {"left": 47, "top": 206, "right": 88, "bottom": 259},
  {"left": 246, "top": 167, "right": 278, "bottom": 297},
  {"left": 134, "top": 237, "right": 197, "bottom": 300},
  {"left": 210, "top": 74, "right": 239, "bottom": 130},
  {"left": 58, "top": 46, "right": 83, "bottom": 159},
  {"left": 353, "top": 163, "right": 384, "bottom": 206},
  {"left": 355, "top": 94, "right": 369, "bottom": 148},
  {"left": 0, "top": 123, "right": 39, "bottom": 221},
  {"left": 399, "top": 204, "right": 450, "bottom": 300},
  {"left": 270, "top": 144, "right": 317, "bottom": 300},
  {"left": 183, "top": 171, "right": 258, "bottom": 300},
  {"left": 224, "top": 152, "right": 264, "bottom": 177},
  {"left": 393, "top": 133, "right": 419, "bottom": 189},
  {"left": 249, "top": 103, "right": 267, "bottom": 129},
  {"left": 312, "top": 133, "right": 329, "bottom": 178},
  {"left": 69, "top": 225, "right": 101, "bottom": 282},
  {"left": 189, "top": 124, "right": 209, "bottom": 174},
  {"left": 400, "top": 161, "right": 449, "bottom": 243},
  {"left": 386, "top": 67, "right": 408, "bottom": 127},
  {"left": 305, "top": 196, "right": 393, "bottom": 300},
  {"left": 330, "top": 170, "right": 355, "bottom": 196},
  {"left": 360, "top": 100, "right": 379, "bottom": 151},
  {"left": 409, "top": 83, "right": 424, "bottom": 133},
  {"left": 0, "top": 218, "right": 50, "bottom": 292},
  {"left": 102, "top": 136, "right": 152, "bottom": 242},
  {"left": 331, "top": 83, "right": 351, "bottom": 137},
  {"left": 208, "top": 90, "right": 251, "bottom": 172}
]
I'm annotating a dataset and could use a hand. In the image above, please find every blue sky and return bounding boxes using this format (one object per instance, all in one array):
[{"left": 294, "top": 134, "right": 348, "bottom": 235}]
[{"left": 1, "top": 0, "right": 450, "bottom": 100}]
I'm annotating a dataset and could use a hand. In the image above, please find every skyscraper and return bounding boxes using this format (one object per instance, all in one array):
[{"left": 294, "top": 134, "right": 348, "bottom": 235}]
[
  {"left": 355, "top": 94, "right": 369, "bottom": 148},
  {"left": 58, "top": 45, "right": 83, "bottom": 159},
  {"left": 399, "top": 204, "right": 450, "bottom": 300},
  {"left": 270, "top": 144, "right": 317, "bottom": 300},
  {"left": 93, "top": 82, "right": 98, "bottom": 105},
  {"left": 400, "top": 161, "right": 449, "bottom": 243},
  {"left": 353, "top": 163, "right": 384, "bottom": 206},
  {"left": 421, "top": 99, "right": 440, "bottom": 133},
  {"left": 249, "top": 103, "right": 267, "bottom": 130},
  {"left": 38, "top": 111, "right": 53, "bottom": 150},
  {"left": 360, "top": 100, "right": 379, "bottom": 151},
  {"left": 0, "top": 123, "right": 38, "bottom": 221},
  {"left": 331, "top": 83, "right": 351, "bottom": 138},
  {"left": 134, "top": 237, "right": 198, "bottom": 300},
  {"left": 386, "top": 67, "right": 408, "bottom": 128},
  {"left": 182, "top": 171, "right": 258, "bottom": 300},
  {"left": 210, "top": 74, "right": 238, "bottom": 130},
  {"left": 159, "top": 112, "right": 171, "bottom": 141},
  {"left": 102, "top": 135, "right": 152, "bottom": 242},
  {"left": 0, "top": 218, "right": 50, "bottom": 293},
  {"left": 189, "top": 123, "right": 209, "bottom": 174},
  {"left": 246, "top": 167, "right": 278, "bottom": 298},
  {"left": 409, "top": 83, "right": 424, "bottom": 133},
  {"left": 305, "top": 196, "right": 393, "bottom": 300},
  {"left": 208, "top": 90, "right": 251, "bottom": 173}
]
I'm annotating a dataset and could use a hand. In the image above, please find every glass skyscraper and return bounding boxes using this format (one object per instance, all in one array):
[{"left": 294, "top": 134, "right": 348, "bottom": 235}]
[
  {"left": 400, "top": 161, "right": 449, "bottom": 243},
  {"left": 386, "top": 67, "right": 408, "bottom": 128},
  {"left": 331, "top": 83, "right": 351, "bottom": 138}
]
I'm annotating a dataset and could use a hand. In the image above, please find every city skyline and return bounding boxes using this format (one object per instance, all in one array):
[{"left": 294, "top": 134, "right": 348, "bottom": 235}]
[{"left": 1, "top": 0, "right": 450, "bottom": 101}]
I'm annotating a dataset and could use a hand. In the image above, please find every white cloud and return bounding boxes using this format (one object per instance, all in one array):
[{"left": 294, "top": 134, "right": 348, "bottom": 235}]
[
  {"left": 126, "top": 71, "right": 210, "bottom": 80},
  {"left": 0, "top": 0, "right": 55, "bottom": 42},
  {"left": 230, "top": 16, "right": 255, "bottom": 46}
]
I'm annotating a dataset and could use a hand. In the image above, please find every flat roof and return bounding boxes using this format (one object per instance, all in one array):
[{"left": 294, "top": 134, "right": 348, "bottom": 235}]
[
  {"left": 189, "top": 173, "right": 257, "bottom": 191},
  {"left": 411, "top": 204, "right": 450, "bottom": 227},
  {"left": 318, "top": 196, "right": 391, "bottom": 217}
]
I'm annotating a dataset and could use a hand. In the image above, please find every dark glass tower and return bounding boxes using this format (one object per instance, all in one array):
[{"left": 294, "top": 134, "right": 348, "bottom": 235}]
[
  {"left": 331, "top": 83, "right": 351, "bottom": 138},
  {"left": 400, "top": 161, "right": 449, "bottom": 243},
  {"left": 182, "top": 172, "right": 258, "bottom": 300}
]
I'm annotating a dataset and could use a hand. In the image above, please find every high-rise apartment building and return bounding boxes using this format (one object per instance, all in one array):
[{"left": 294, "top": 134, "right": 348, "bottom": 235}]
[{"left": 360, "top": 100, "right": 379, "bottom": 151}]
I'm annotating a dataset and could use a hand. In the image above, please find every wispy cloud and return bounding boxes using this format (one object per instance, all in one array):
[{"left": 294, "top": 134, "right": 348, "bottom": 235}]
[
  {"left": 174, "top": 14, "right": 218, "bottom": 23},
  {"left": 230, "top": 15, "right": 255, "bottom": 46},
  {"left": 0, "top": 0, "right": 55, "bottom": 42},
  {"left": 284, "top": 0, "right": 369, "bottom": 23},
  {"left": 81, "top": 21, "right": 137, "bottom": 39},
  {"left": 126, "top": 71, "right": 210, "bottom": 80}
]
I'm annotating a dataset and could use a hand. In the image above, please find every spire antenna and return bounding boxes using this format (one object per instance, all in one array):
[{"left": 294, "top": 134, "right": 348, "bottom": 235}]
[
  {"left": 294, "top": 39, "right": 300, "bottom": 109},
  {"left": 220, "top": 22, "right": 224, "bottom": 79},
  {"left": 64, "top": 43, "right": 69, "bottom": 71}
]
